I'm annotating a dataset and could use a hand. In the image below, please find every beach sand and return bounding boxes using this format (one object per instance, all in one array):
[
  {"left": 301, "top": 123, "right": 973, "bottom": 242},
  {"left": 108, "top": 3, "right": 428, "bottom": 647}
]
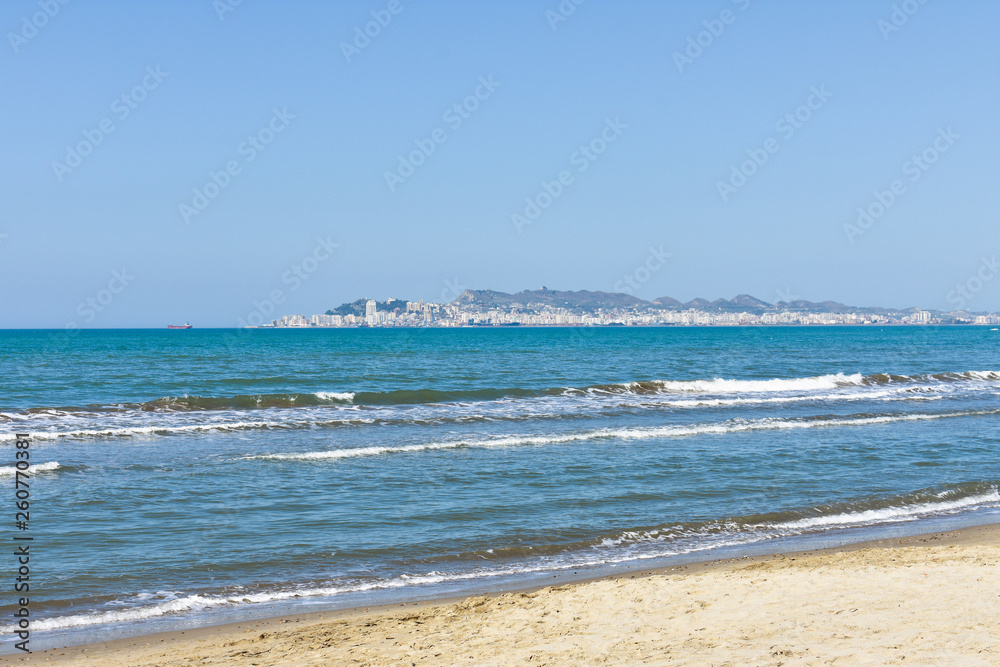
[{"left": 7, "top": 524, "right": 1000, "bottom": 666}]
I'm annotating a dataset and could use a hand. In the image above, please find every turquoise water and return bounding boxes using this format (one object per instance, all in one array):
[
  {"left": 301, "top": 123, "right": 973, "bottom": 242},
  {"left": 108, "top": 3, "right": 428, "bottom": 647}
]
[{"left": 2, "top": 326, "right": 999, "bottom": 648}]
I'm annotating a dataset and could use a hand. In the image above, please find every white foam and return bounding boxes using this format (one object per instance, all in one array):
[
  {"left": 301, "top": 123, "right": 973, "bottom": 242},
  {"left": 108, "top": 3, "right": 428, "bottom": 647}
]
[
  {"left": 0, "top": 461, "right": 60, "bottom": 476},
  {"left": 5, "top": 575, "right": 460, "bottom": 633},
  {"left": 314, "top": 392, "right": 355, "bottom": 402},
  {"left": 773, "top": 489, "right": 1000, "bottom": 530},
  {"left": 640, "top": 373, "right": 866, "bottom": 394},
  {"left": 658, "top": 388, "right": 901, "bottom": 409},
  {"left": 246, "top": 409, "right": 995, "bottom": 462},
  {"left": 244, "top": 432, "right": 589, "bottom": 461},
  {"left": 631, "top": 370, "right": 1000, "bottom": 397},
  {"left": 0, "top": 418, "right": 378, "bottom": 441},
  {"left": 0, "top": 422, "right": 276, "bottom": 441},
  {"left": 955, "top": 371, "right": 1000, "bottom": 381}
]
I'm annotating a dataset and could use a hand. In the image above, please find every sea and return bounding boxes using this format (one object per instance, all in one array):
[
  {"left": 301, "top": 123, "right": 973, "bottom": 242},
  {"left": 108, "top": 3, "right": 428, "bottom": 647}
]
[{"left": 2, "top": 325, "right": 999, "bottom": 651}]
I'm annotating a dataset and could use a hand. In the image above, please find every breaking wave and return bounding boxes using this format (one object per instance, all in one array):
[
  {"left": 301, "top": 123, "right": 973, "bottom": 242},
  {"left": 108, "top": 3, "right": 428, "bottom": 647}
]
[
  {"left": 5, "top": 370, "right": 999, "bottom": 417},
  {"left": 0, "top": 461, "right": 61, "bottom": 476},
  {"left": 245, "top": 408, "right": 1000, "bottom": 462}
]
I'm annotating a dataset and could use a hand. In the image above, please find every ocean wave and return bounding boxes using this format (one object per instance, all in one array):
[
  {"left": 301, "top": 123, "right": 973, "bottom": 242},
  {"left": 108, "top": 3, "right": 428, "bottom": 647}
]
[
  {"left": 245, "top": 408, "right": 1000, "bottom": 462},
  {"left": 626, "top": 373, "right": 866, "bottom": 394},
  {"left": 0, "top": 422, "right": 284, "bottom": 441},
  {"left": 6, "top": 370, "right": 999, "bottom": 442},
  {"left": 588, "top": 483, "right": 1000, "bottom": 551},
  {"left": 143, "top": 392, "right": 357, "bottom": 411},
  {"left": 8, "top": 400, "right": 997, "bottom": 444},
  {"left": 0, "top": 413, "right": 565, "bottom": 442},
  {"left": 863, "top": 370, "right": 1000, "bottom": 386},
  {"left": 772, "top": 489, "right": 1000, "bottom": 530},
  {"left": 7, "top": 370, "right": 999, "bottom": 418},
  {"left": 0, "top": 461, "right": 61, "bottom": 476},
  {"left": 656, "top": 387, "right": 909, "bottom": 408},
  {"left": 313, "top": 391, "right": 356, "bottom": 402}
]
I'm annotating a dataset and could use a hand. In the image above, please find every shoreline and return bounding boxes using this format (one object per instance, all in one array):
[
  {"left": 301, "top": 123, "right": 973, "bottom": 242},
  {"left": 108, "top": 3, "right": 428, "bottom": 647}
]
[{"left": 8, "top": 521, "right": 1000, "bottom": 665}]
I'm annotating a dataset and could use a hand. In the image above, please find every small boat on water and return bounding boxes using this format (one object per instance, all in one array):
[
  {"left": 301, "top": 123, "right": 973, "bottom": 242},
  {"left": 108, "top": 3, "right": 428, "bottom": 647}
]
[{"left": 167, "top": 323, "right": 193, "bottom": 330}]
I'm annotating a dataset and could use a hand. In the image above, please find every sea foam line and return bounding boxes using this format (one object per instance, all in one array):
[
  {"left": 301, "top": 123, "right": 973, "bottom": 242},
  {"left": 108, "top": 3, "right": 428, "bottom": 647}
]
[
  {"left": 771, "top": 489, "right": 1000, "bottom": 530},
  {"left": 0, "top": 418, "right": 378, "bottom": 442},
  {"left": 245, "top": 409, "right": 999, "bottom": 462},
  {"left": 3, "top": 559, "right": 550, "bottom": 633},
  {"left": 0, "top": 564, "right": 550, "bottom": 633},
  {"left": 598, "top": 488, "right": 1000, "bottom": 549},
  {"left": 656, "top": 386, "right": 932, "bottom": 408}
]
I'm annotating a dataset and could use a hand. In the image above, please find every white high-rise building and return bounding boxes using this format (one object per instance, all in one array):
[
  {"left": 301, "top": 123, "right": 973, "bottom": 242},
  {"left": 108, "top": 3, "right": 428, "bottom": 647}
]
[{"left": 365, "top": 299, "right": 377, "bottom": 324}]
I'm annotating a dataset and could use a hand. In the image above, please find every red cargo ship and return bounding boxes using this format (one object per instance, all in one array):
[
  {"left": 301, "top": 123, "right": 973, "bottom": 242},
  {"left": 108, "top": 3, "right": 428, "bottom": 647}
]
[{"left": 167, "top": 323, "right": 193, "bottom": 329}]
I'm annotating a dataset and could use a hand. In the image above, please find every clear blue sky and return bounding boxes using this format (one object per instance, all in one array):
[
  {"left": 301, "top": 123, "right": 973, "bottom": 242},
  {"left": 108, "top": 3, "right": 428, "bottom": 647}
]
[{"left": 3, "top": 0, "right": 998, "bottom": 328}]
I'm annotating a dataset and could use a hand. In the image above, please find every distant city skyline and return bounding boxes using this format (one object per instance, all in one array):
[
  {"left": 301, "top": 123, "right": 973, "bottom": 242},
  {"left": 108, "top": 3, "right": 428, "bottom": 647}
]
[
  {"left": 256, "top": 288, "right": 1000, "bottom": 330},
  {"left": 3, "top": 1, "right": 998, "bottom": 328}
]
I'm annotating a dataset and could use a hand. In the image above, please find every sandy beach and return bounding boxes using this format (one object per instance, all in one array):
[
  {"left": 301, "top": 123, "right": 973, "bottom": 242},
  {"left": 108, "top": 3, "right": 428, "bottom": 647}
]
[{"left": 6, "top": 524, "right": 1000, "bottom": 666}]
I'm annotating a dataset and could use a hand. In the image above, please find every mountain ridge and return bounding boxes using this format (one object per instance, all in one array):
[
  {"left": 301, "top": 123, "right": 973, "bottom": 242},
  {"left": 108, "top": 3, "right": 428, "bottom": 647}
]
[{"left": 451, "top": 289, "right": 926, "bottom": 315}]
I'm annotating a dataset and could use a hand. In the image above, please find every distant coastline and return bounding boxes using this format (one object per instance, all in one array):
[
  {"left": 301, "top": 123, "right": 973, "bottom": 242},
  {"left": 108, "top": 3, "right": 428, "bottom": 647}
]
[{"left": 254, "top": 288, "right": 1000, "bottom": 329}]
